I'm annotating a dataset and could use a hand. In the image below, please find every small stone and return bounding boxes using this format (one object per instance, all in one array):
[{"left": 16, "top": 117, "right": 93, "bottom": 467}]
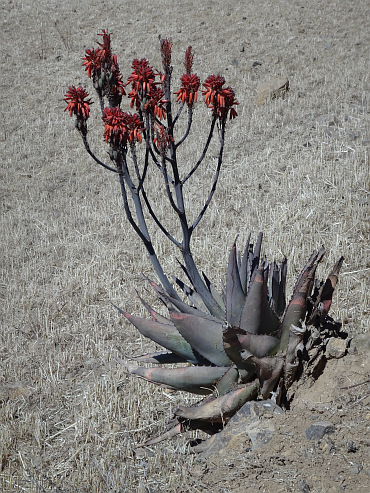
[
  {"left": 346, "top": 440, "right": 359, "bottom": 453},
  {"left": 351, "top": 462, "right": 362, "bottom": 474},
  {"left": 305, "top": 421, "right": 335, "bottom": 440},
  {"left": 256, "top": 77, "right": 289, "bottom": 105},
  {"left": 243, "top": 420, "right": 276, "bottom": 450},
  {"left": 326, "top": 337, "right": 347, "bottom": 359},
  {"left": 199, "top": 400, "right": 282, "bottom": 458},
  {"left": 297, "top": 478, "right": 311, "bottom": 492}
]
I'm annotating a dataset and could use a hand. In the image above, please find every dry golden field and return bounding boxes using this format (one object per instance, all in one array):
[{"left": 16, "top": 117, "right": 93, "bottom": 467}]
[{"left": 1, "top": 0, "right": 369, "bottom": 491}]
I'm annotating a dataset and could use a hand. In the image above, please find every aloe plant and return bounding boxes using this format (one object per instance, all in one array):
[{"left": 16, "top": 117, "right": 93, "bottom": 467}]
[
  {"left": 65, "top": 31, "right": 344, "bottom": 449},
  {"left": 115, "top": 238, "right": 343, "bottom": 446}
]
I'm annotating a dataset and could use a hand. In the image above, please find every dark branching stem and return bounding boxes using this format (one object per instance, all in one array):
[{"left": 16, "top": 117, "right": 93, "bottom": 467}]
[
  {"left": 118, "top": 153, "right": 179, "bottom": 299},
  {"left": 191, "top": 124, "right": 225, "bottom": 232},
  {"left": 173, "top": 101, "right": 185, "bottom": 126},
  {"left": 81, "top": 133, "right": 118, "bottom": 173},
  {"left": 81, "top": 49, "right": 228, "bottom": 316},
  {"left": 96, "top": 86, "right": 105, "bottom": 114},
  {"left": 182, "top": 114, "right": 217, "bottom": 184},
  {"left": 175, "top": 107, "right": 193, "bottom": 147},
  {"left": 136, "top": 122, "right": 180, "bottom": 246},
  {"left": 155, "top": 62, "right": 224, "bottom": 318},
  {"left": 141, "top": 187, "right": 181, "bottom": 247},
  {"left": 162, "top": 155, "right": 183, "bottom": 216}
]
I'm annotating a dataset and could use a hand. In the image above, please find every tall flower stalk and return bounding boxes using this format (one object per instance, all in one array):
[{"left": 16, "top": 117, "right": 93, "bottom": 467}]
[
  {"left": 65, "top": 31, "right": 344, "bottom": 449},
  {"left": 65, "top": 31, "right": 238, "bottom": 316}
]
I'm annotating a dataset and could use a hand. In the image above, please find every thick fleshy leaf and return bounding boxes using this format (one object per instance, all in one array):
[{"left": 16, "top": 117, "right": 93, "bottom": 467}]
[
  {"left": 285, "top": 324, "right": 306, "bottom": 388},
  {"left": 135, "top": 292, "right": 172, "bottom": 325},
  {"left": 241, "top": 350, "right": 284, "bottom": 399},
  {"left": 292, "top": 247, "right": 325, "bottom": 298},
  {"left": 237, "top": 330, "right": 280, "bottom": 358},
  {"left": 239, "top": 266, "right": 280, "bottom": 335},
  {"left": 113, "top": 304, "right": 201, "bottom": 364},
  {"left": 307, "top": 256, "right": 344, "bottom": 326},
  {"left": 169, "top": 310, "right": 232, "bottom": 367},
  {"left": 136, "top": 417, "right": 222, "bottom": 448},
  {"left": 130, "top": 351, "right": 189, "bottom": 364},
  {"left": 215, "top": 365, "right": 239, "bottom": 396},
  {"left": 222, "top": 324, "right": 255, "bottom": 371},
  {"left": 160, "top": 291, "right": 219, "bottom": 321},
  {"left": 202, "top": 271, "right": 226, "bottom": 311},
  {"left": 268, "top": 258, "right": 287, "bottom": 317},
  {"left": 124, "top": 364, "right": 230, "bottom": 394},
  {"left": 239, "top": 233, "right": 251, "bottom": 293},
  {"left": 240, "top": 232, "right": 263, "bottom": 293},
  {"left": 136, "top": 422, "right": 182, "bottom": 448},
  {"left": 175, "top": 260, "right": 224, "bottom": 318},
  {"left": 226, "top": 242, "right": 246, "bottom": 326},
  {"left": 223, "top": 324, "right": 279, "bottom": 360},
  {"left": 172, "top": 276, "right": 210, "bottom": 313},
  {"left": 279, "top": 250, "right": 324, "bottom": 350},
  {"left": 175, "top": 380, "right": 259, "bottom": 421}
]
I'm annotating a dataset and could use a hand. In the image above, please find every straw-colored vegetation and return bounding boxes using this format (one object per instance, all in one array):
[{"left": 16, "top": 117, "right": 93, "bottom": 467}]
[{"left": 1, "top": 0, "right": 368, "bottom": 491}]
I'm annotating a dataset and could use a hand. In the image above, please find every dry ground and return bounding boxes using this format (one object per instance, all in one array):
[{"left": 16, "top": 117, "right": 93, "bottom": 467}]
[{"left": 1, "top": 0, "right": 369, "bottom": 491}]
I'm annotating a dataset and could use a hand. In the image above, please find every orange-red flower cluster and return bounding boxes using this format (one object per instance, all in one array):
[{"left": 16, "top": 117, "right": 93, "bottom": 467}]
[
  {"left": 64, "top": 86, "right": 93, "bottom": 120},
  {"left": 175, "top": 74, "right": 200, "bottom": 105},
  {"left": 202, "top": 75, "right": 238, "bottom": 121},
  {"left": 184, "top": 46, "right": 194, "bottom": 75},
  {"left": 160, "top": 38, "right": 172, "bottom": 71},
  {"left": 153, "top": 124, "right": 174, "bottom": 155},
  {"left": 144, "top": 87, "right": 167, "bottom": 120},
  {"left": 128, "top": 59, "right": 158, "bottom": 95},
  {"left": 128, "top": 58, "right": 165, "bottom": 114},
  {"left": 82, "top": 30, "right": 125, "bottom": 98},
  {"left": 102, "top": 108, "right": 143, "bottom": 147}
]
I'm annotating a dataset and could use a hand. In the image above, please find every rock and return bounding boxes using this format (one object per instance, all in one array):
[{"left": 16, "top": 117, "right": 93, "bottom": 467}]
[
  {"left": 257, "top": 77, "right": 289, "bottom": 105},
  {"left": 199, "top": 400, "right": 283, "bottom": 458},
  {"left": 345, "top": 440, "right": 359, "bottom": 453},
  {"left": 326, "top": 337, "right": 348, "bottom": 359},
  {"left": 243, "top": 419, "right": 276, "bottom": 450},
  {"left": 351, "top": 462, "right": 362, "bottom": 474},
  {"left": 297, "top": 478, "right": 311, "bottom": 492},
  {"left": 305, "top": 421, "right": 335, "bottom": 440}
]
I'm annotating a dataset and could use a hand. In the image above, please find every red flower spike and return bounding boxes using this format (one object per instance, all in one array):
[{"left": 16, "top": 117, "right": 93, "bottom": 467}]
[
  {"left": 83, "top": 29, "right": 126, "bottom": 102},
  {"left": 202, "top": 75, "right": 226, "bottom": 107},
  {"left": 153, "top": 124, "right": 174, "bottom": 155},
  {"left": 175, "top": 74, "right": 200, "bottom": 106},
  {"left": 184, "top": 46, "right": 194, "bottom": 75},
  {"left": 160, "top": 38, "right": 172, "bottom": 71},
  {"left": 222, "top": 86, "right": 239, "bottom": 120},
  {"left": 103, "top": 108, "right": 143, "bottom": 147},
  {"left": 97, "top": 29, "right": 112, "bottom": 59},
  {"left": 144, "top": 86, "right": 167, "bottom": 120},
  {"left": 64, "top": 86, "right": 93, "bottom": 120},
  {"left": 82, "top": 48, "right": 103, "bottom": 79},
  {"left": 110, "top": 62, "right": 126, "bottom": 97},
  {"left": 202, "top": 75, "right": 238, "bottom": 121},
  {"left": 127, "top": 59, "right": 157, "bottom": 95}
]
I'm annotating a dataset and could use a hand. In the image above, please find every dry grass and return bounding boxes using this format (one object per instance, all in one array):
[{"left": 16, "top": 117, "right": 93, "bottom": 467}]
[{"left": 1, "top": 0, "right": 369, "bottom": 491}]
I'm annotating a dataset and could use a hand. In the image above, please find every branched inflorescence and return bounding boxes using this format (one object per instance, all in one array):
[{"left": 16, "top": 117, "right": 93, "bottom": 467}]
[{"left": 65, "top": 31, "right": 344, "bottom": 450}]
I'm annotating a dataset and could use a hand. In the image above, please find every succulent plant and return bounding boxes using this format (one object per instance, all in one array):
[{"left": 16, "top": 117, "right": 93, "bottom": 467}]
[
  {"left": 65, "top": 32, "right": 344, "bottom": 450},
  {"left": 116, "top": 235, "right": 344, "bottom": 447}
]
